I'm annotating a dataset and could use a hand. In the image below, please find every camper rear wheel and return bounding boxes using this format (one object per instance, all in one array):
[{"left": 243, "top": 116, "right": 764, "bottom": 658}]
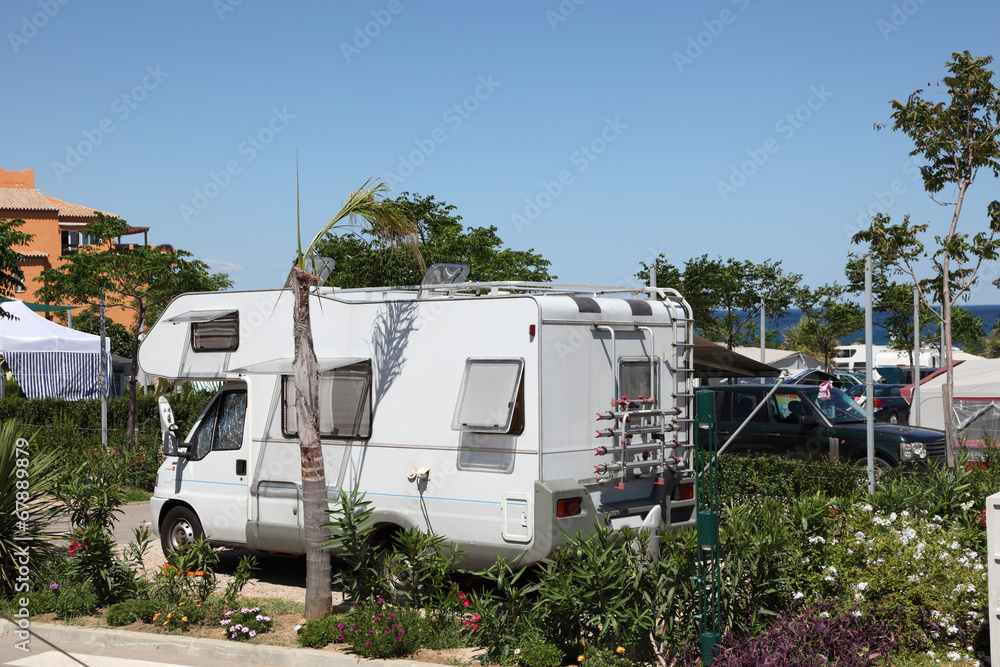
[{"left": 160, "top": 506, "right": 204, "bottom": 556}]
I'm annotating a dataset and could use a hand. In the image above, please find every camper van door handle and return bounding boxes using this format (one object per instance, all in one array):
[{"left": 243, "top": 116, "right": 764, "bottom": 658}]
[{"left": 236, "top": 459, "right": 247, "bottom": 476}]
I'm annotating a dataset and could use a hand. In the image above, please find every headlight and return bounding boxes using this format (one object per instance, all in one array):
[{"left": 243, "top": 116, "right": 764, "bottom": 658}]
[{"left": 901, "top": 442, "right": 926, "bottom": 461}]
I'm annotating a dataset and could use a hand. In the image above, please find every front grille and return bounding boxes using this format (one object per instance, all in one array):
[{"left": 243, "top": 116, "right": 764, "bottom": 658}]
[{"left": 924, "top": 440, "right": 947, "bottom": 463}]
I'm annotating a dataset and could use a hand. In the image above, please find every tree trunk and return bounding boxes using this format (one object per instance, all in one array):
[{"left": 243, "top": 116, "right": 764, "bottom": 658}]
[
  {"left": 942, "top": 180, "right": 970, "bottom": 467},
  {"left": 292, "top": 266, "right": 332, "bottom": 620},
  {"left": 127, "top": 305, "right": 142, "bottom": 444}
]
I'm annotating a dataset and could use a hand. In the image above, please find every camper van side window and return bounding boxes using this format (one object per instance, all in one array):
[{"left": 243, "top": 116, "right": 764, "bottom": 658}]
[
  {"left": 452, "top": 359, "right": 524, "bottom": 434},
  {"left": 619, "top": 359, "right": 658, "bottom": 403},
  {"left": 282, "top": 361, "right": 372, "bottom": 440},
  {"left": 192, "top": 313, "right": 239, "bottom": 352},
  {"left": 188, "top": 389, "right": 247, "bottom": 460}
]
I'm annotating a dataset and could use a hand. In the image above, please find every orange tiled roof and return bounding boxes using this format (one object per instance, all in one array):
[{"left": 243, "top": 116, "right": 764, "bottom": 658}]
[
  {"left": 43, "top": 195, "right": 113, "bottom": 218},
  {"left": 0, "top": 188, "right": 58, "bottom": 212},
  {"left": 0, "top": 188, "right": 114, "bottom": 218}
]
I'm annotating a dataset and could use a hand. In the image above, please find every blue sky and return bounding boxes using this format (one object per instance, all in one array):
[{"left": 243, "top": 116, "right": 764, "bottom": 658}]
[{"left": 4, "top": 1, "right": 1000, "bottom": 303}]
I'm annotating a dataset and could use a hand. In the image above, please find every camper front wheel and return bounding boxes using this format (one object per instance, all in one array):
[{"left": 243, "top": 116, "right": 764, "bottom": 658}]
[{"left": 161, "top": 506, "right": 204, "bottom": 555}]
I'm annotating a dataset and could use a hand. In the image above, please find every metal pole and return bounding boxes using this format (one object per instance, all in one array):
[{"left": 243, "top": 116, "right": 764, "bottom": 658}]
[
  {"left": 66, "top": 304, "right": 72, "bottom": 328},
  {"left": 100, "top": 297, "right": 108, "bottom": 450},
  {"left": 865, "top": 255, "right": 875, "bottom": 494},
  {"left": 760, "top": 296, "right": 765, "bottom": 364},
  {"left": 913, "top": 286, "right": 921, "bottom": 426}
]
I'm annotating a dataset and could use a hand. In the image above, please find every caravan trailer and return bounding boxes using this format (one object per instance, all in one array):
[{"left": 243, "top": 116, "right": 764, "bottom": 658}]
[{"left": 140, "top": 281, "right": 699, "bottom": 568}]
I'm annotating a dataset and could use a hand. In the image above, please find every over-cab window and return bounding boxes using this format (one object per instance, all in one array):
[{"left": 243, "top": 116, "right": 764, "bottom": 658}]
[
  {"left": 452, "top": 359, "right": 524, "bottom": 434},
  {"left": 192, "top": 313, "right": 239, "bottom": 352},
  {"left": 282, "top": 361, "right": 372, "bottom": 440},
  {"left": 188, "top": 389, "right": 247, "bottom": 460}
]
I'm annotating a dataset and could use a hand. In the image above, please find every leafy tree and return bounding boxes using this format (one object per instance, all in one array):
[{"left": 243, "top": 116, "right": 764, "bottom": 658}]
[
  {"left": 0, "top": 218, "right": 34, "bottom": 318},
  {"left": 787, "top": 285, "right": 864, "bottom": 369},
  {"left": 637, "top": 255, "right": 802, "bottom": 350},
  {"left": 71, "top": 309, "right": 132, "bottom": 358},
  {"left": 313, "top": 193, "right": 553, "bottom": 287},
  {"left": 291, "top": 178, "right": 422, "bottom": 620},
  {"left": 35, "top": 213, "right": 232, "bottom": 439},
  {"left": 851, "top": 51, "right": 1000, "bottom": 453}
]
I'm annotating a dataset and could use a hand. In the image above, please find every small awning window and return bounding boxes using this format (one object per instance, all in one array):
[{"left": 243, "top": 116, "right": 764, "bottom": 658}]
[
  {"left": 228, "top": 357, "right": 367, "bottom": 375},
  {"left": 166, "top": 310, "right": 238, "bottom": 324},
  {"left": 452, "top": 358, "right": 525, "bottom": 433}
]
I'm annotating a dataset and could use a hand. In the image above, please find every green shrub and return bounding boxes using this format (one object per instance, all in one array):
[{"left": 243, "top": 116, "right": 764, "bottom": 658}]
[
  {"left": 151, "top": 598, "right": 206, "bottom": 631},
  {"left": 106, "top": 597, "right": 160, "bottom": 626},
  {"left": 512, "top": 634, "right": 565, "bottom": 667},
  {"left": 52, "top": 580, "right": 100, "bottom": 619},
  {"left": 297, "top": 615, "right": 345, "bottom": 649},
  {"left": 341, "top": 599, "right": 422, "bottom": 659},
  {"left": 719, "top": 453, "right": 865, "bottom": 506},
  {"left": 0, "top": 422, "right": 65, "bottom": 596}
]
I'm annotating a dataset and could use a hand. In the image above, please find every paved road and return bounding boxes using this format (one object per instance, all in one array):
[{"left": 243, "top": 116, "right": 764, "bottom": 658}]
[{"left": 50, "top": 501, "right": 153, "bottom": 547}]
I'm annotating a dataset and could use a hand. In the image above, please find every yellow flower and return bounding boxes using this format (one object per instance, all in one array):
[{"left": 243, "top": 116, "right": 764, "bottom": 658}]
[
  {"left": 163, "top": 621, "right": 168, "bottom": 626},
  {"left": 616, "top": 647, "right": 625, "bottom": 654},
  {"left": 167, "top": 613, "right": 173, "bottom": 618},
  {"left": 578, "top": 656, "right": 585, "bottom": 663},
  {"left": 178, "top": 601, "right": 186, "bottom": 606},
  {"left": 153, "top": 613, "right": 160, "bottom": 621},
  {"left": 181, "top": 616, "right": 188, "bottom": 622}
]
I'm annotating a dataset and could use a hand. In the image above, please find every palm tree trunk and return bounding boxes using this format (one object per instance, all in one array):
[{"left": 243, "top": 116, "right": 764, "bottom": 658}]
[{"left": 292, "top": 266, "right": 332, "bottom": 620}]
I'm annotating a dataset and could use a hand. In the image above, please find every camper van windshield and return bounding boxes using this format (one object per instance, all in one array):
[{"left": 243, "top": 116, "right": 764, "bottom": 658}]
[{"left": 189, "top": 390, "right": 247, "bottom": 460}]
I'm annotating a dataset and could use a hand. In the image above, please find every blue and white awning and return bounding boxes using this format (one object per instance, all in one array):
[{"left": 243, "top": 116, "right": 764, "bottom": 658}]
[{"left": 4, "top": 351, "right": 112, "bottom": 401}]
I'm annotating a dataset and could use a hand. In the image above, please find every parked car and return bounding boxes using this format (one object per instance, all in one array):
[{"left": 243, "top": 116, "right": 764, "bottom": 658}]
[
  {"left": 705, "top": 384, "right": 946, "bottom": 468},
  {"left": 785, "top": 368, "right": 862, "bottom": 390},
  {"left": 845, "top": 384, "right": 910, "bottom": 425}
]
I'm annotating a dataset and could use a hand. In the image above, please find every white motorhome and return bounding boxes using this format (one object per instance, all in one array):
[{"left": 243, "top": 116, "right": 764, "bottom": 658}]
[{"left": 141, "top": 279, "right": 699, "bottom": 568}]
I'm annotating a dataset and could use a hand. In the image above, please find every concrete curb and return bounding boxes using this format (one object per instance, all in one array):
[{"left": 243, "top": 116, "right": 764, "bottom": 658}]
[{"left": 1, "top": 619, "right": 444, "bottom": 667}]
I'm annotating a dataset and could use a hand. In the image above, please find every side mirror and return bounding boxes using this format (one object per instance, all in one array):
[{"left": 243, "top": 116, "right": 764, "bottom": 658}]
[{"left": 158, "top": 395, "right": 187, "bottom": 458}]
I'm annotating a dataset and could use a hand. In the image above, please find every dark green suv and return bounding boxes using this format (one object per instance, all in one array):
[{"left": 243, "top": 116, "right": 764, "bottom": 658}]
[{"left": 705, "top": 384, "right": 947, "bottom": 468}]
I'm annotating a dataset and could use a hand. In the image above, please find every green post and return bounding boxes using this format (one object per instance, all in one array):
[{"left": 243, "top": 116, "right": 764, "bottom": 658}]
[{"left": 695, "top": 389, "right": 721, "bottom": 665}]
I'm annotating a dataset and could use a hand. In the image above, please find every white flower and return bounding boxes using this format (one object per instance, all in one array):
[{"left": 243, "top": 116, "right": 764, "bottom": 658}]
[
  {"left": 854, "top": 592, "right": 865, "bottom": 602},
  {"left": 808, "top": 535, "right": 826, "bottom": 545},
  {"left": 852, "top": 610, "right": 862, "bottom": 617},
  {"left": 948, "top": 625, "right": 959, "bottom": 635},
  {"left": 960, "top": 501, "right": 974, "bottom": 511},
  {"left": 948, "top": 651, "right": 961, "bottom": 661},
  {"left": 858, "top": 503, "right": 873, "bottom": 512},
  {"left": 824, "top": 575, "right": 835, "bottom": 582},
  {"left": 793, "top": 592, "right": 804, "bottom": 600},
  {"left": 819, "top": 611, "right": 830, "bottom": 618},
  {"left": 294, "top": 624, "right": 302, "bottom": 632},
  {"left": 855, "top": 582, "right": 868, "bottom": 591}
]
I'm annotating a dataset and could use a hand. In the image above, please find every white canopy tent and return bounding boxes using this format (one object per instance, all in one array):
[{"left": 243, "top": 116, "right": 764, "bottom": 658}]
[
  {"left": 0, "top": 301, "right": 110, "bottom": 400},
  {"left": 904, "top": 358, "right": 1000, "bottom": 454}
]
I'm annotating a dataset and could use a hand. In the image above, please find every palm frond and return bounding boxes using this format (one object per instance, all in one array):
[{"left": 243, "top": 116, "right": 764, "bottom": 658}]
[{"left": 298, "top": 178, "right": 424, "bottom": 273}]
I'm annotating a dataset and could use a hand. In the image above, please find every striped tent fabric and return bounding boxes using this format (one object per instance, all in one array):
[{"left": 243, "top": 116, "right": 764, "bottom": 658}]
[{"left": 4, "top": 350, "right": 111, "bottom": 400}]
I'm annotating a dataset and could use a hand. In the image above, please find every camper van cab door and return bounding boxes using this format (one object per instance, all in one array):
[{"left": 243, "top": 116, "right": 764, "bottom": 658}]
[{"left": 176, "top": 387, "right": 249, "bottom": 545}]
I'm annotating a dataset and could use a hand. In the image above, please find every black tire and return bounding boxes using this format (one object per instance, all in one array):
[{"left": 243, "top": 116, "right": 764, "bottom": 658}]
[
  {"left": 160, "top": 506, "right": 203, "bottom": 556},
  {"left": 856, "top": 455, "right": 894, "bottom": 471},
  {"left": 888, "top": 411, "right": 899, "bottom": 425}
]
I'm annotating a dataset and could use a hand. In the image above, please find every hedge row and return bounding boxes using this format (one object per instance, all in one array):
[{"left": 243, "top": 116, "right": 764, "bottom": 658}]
[{"left": 1, "top": 385, "right": 214, "bottom": 491}]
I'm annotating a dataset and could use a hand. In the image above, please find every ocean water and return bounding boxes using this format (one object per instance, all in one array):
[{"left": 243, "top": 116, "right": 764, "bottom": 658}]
[{"left": 761, "top": 304, "right": 1000, "bottom": 346}]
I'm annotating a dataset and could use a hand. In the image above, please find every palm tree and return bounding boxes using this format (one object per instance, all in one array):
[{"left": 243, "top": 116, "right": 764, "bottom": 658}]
[{"left": 292, "top": 178, "right": 422, "bottom": 620}]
